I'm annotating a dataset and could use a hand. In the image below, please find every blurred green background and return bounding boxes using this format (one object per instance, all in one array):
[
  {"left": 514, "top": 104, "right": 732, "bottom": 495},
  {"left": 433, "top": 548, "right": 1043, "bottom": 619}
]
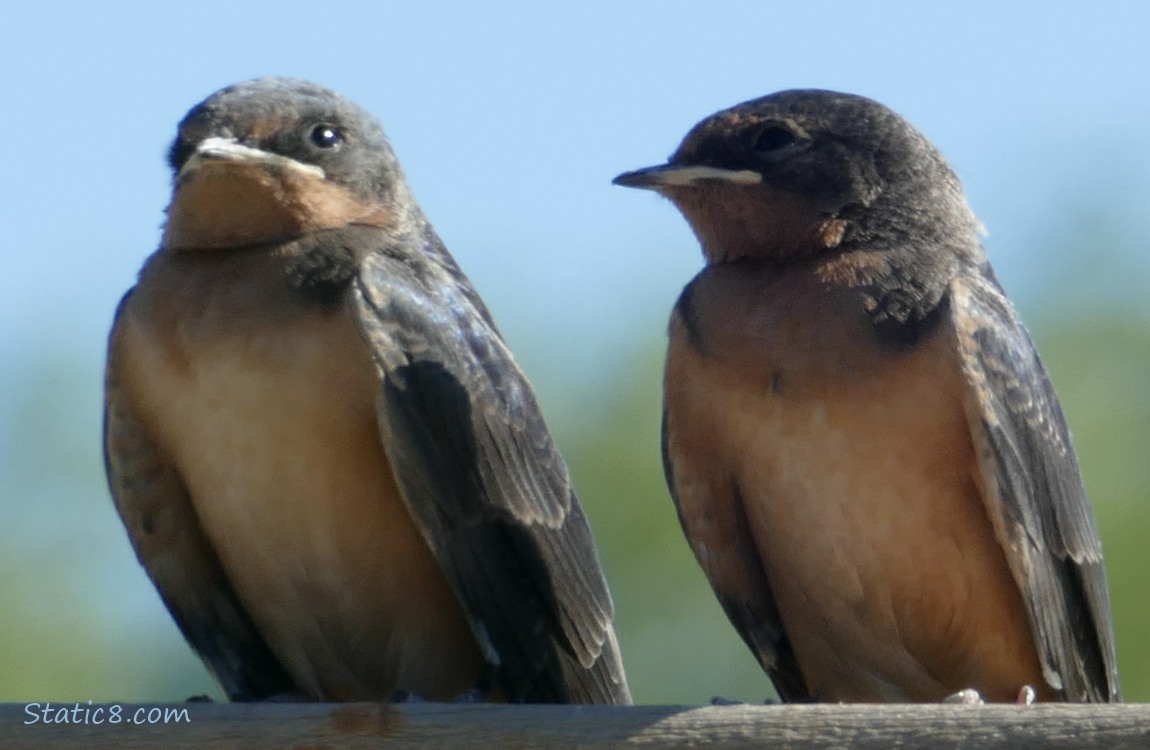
[{"left": 1, "top": 0, "right": 1147, "bottom": 706}]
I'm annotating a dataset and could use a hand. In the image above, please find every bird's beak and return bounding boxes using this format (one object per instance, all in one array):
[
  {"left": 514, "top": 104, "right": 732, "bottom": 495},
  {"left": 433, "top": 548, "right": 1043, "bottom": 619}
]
[
  {"left": 179, "top": 137, "right": 325, "bottom": 181},
  {"left": 612, "top": 163, "right": 762, "bottom": 190}
]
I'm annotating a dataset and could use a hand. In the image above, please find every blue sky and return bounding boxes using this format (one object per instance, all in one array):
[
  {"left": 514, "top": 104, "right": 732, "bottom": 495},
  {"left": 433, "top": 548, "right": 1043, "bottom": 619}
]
[
  {"left": 3, "top": 1, "right": 1149, "bottom": 375},
  {"left": 2, "top": 0, "right": 1149, "bottom": 702}
]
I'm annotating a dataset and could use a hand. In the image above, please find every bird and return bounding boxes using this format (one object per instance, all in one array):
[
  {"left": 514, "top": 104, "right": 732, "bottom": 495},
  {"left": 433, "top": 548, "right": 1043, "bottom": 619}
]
[
  {"left": 104, "top": 77, "right": 630, "bottom": 705},
  {"left": 613, "top": 89, "right": 1121, "bottom": 703}
]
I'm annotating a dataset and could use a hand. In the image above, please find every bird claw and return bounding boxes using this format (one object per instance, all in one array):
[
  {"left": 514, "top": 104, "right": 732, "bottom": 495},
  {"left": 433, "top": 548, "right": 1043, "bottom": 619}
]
[
  {"left": 260, "top": 691, "right": 309, "bottom": 703},
  {"left": 390, "top": 683, "right": 489, "bottom": 704},
  {"left": 941, "top": 688, "right": 984, "bottom": 705},
  {"left": 389, "top": 690, "right": 425, "bottom": 703},
  {"left": 941, "top": 685, "right": 1036, "bottom": 705},
  {"left": 452, "top": 686, "right": 489, "bottom": 703}
]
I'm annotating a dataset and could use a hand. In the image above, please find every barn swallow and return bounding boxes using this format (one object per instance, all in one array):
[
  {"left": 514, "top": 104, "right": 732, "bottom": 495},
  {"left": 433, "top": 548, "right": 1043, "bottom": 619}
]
[
  {"left": 614, "top": 90, "right": 1121, "bottom": 703},
  {"left": 104, "top": 78, "right": 630, "bottom": 704}
]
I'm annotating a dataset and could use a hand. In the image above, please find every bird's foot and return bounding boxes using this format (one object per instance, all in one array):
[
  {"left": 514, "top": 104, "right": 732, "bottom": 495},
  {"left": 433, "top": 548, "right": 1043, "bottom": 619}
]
[
  {"left": 941, "top": 688, "right": 984, "bottom": 705},
  {"left": 1015, "top": 685, "right": 1037, "bottom": 705},
  {"left": 389, "top": 690, "right": 426, "bottom": 703},
  {"left": 261, "top": 691, "right": 309, "bottom": 703},
  {"left": 452, "top": 686, "right": 489, "bottom": 703},
  {"left": 390, "top": 685, "right": 489, "bottom": 703}
]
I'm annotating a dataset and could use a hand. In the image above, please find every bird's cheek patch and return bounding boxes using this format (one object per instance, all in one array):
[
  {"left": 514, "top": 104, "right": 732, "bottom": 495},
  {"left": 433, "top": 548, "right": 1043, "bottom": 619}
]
[{"left": 163, "top": 163, "right": 390, "bottom": 251}]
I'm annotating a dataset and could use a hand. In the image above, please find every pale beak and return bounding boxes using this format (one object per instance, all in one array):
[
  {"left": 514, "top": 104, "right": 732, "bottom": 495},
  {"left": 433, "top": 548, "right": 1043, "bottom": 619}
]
[
  {"left": 612, "top": 163, "right": 762, "bottom": 190},
  {"left": 179, "top": 137, "right": 325, "bottom": 180}
]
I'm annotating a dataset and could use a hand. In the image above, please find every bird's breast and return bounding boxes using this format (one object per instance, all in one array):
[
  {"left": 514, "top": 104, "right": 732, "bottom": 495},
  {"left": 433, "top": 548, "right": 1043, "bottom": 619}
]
[
  {"left": 665, "top": 265, "right": 1045, "bottom": 700},
  {"left": 117, "top": 251, "right": 483, "bottom": 700}
]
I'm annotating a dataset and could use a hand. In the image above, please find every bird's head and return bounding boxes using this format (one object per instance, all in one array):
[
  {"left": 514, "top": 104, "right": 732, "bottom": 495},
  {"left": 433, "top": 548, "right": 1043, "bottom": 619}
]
[
  {"left": 163, "top": 78, "right": 412, "bottom": 251},
  {"left": 614, "top": 89, "right": 982, "bottom": 267}
]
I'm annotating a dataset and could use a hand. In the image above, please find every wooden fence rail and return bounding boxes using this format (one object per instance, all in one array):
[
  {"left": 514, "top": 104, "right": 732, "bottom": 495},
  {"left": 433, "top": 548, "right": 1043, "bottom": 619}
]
[{"left": 1, "top": 701, "right": 1148, "bottom": 749}]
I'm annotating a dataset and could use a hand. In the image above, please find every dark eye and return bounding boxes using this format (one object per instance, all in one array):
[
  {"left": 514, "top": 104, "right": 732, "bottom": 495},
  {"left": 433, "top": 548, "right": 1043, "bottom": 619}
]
[
  {"left": 309, "top": 124, "right": 343, "bottom": 149},
  {"left": 752, "top": 126, "right": 796, "bottom": 153}
]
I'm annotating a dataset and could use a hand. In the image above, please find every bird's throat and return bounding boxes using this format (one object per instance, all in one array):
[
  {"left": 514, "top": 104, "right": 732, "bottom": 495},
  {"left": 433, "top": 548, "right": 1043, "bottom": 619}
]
[{"left": 163, "top": 162, "right": 390, "bottom": 251}]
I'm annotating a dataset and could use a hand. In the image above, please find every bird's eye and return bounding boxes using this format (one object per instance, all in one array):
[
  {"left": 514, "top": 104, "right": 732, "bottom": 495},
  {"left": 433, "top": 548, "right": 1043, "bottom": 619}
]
[
  {"left": 309, "top": 124, "right": 344, "bottom": 149},
  {"left": 752, "top": 126, "right": 797, "bottom": 153}
]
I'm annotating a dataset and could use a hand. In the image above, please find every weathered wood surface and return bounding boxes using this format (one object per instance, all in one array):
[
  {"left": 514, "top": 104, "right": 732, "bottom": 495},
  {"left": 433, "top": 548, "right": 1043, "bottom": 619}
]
[{"left": 1, "top": 701, "right": 1148, "bottom": 749}]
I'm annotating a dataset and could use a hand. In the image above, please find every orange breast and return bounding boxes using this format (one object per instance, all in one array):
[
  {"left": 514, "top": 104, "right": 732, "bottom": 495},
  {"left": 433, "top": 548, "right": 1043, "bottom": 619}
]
[
  {"left": 118, "top": 251, "right": 484, "bottom": 700},
  {"left": 665, "top": 265, "right": 1046, "bottom": 701}
]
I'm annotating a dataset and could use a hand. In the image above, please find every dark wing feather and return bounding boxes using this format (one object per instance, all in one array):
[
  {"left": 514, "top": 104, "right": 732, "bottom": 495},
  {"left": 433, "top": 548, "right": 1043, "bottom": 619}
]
[
  {"left": 352, "top": 233, "right": 630, "bottom": 705},
  {"left": 952, "top": 268, "right": 1121, "bottom": 702},
  {"left": 104, "top": 293, "right": 294, "bottom": 701}
]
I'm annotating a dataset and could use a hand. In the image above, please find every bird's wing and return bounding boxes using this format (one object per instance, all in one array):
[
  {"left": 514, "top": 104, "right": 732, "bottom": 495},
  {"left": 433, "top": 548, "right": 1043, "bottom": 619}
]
[
  {"left": 951, "top": 268, "right": 1121, "bottom": 702},
  {"left": 104, "top": 292, "right": 294, "bottom": 701},
  {"left": 352, "top": 236, "right": 630, "bottom": 704}
]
